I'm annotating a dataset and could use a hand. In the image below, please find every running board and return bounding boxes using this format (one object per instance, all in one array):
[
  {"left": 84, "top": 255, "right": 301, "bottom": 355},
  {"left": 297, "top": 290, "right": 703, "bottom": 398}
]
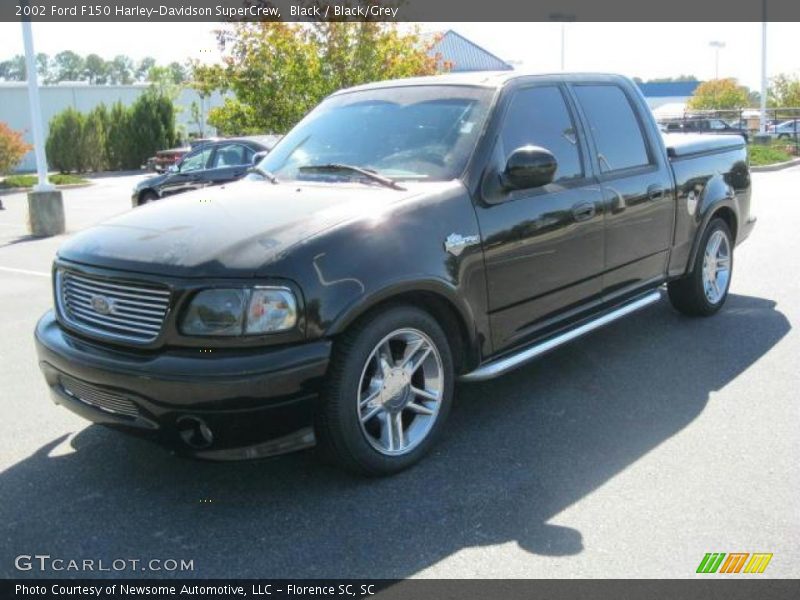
[{"left": 460, "top": 291, "right": 662, "bottom": 382}]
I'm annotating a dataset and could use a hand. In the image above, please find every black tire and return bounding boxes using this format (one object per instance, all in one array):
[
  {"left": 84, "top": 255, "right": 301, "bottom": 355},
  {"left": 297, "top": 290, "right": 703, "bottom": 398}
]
[
  {"left": 316, "top": 305, "right": 454, "bottom": 476},
  {"left": 668, "top": 218, "right": 733, "bottom": 317},
  {"left": 138, "top": 190, "right": 158, "bottom": 206}
]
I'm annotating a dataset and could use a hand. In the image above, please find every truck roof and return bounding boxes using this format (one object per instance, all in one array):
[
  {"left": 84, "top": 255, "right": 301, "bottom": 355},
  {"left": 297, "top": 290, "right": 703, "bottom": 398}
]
[{"left": 332, "top": 72, "right": 633, "bottom": 95}]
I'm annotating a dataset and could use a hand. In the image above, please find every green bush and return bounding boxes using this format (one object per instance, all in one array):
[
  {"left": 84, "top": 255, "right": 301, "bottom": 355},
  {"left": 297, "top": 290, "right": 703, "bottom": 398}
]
[
  {"left": 46, "top": 91, "right": 177, "bottom": 173},
  {"left": 46, "top": 107, "right": 85, "bottom": 173}
]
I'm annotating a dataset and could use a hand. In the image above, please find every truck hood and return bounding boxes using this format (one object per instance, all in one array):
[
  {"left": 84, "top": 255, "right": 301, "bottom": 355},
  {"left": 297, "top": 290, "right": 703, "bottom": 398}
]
[{"left": 58, "top": 178, "right": 437, "bottom": 278}]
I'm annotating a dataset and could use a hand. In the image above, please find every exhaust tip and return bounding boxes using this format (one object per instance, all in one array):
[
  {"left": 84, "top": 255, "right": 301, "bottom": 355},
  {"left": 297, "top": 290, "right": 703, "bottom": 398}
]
[{"left": 176, "top": 416, "right": 214, "bottom": 449}]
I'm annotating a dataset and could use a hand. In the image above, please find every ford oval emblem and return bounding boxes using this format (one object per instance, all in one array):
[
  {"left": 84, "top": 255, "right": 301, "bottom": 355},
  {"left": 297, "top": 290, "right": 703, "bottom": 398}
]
[{"left": 89, "top": 294, "right": 114, "bottom": 315}]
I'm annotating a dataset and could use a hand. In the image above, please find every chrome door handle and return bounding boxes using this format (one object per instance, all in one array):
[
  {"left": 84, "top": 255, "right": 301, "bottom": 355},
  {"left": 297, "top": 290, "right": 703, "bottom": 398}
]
[{"left": 571, "top": 202, "right": 596, "bottom": 222}]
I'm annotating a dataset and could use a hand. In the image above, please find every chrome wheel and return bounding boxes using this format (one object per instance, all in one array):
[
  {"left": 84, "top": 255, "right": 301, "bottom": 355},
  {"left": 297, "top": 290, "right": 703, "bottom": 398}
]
[
  {"left": 702, "top": 229, "right": 731, "bottom": 304},
  {"left": 357, "top": 328, "right": 444, "bottom": 456}
]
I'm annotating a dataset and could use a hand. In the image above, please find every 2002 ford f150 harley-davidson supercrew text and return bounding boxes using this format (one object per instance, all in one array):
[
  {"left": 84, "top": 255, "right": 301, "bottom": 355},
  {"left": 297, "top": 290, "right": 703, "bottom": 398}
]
[{"left": 35, "top": 73, "right": 755, "bottom": 475}]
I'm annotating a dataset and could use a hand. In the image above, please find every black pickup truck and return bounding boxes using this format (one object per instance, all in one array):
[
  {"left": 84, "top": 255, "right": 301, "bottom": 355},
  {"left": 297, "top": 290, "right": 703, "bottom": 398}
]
[{"left": 35, "top": 73, "right": 755, "bottom": 475}]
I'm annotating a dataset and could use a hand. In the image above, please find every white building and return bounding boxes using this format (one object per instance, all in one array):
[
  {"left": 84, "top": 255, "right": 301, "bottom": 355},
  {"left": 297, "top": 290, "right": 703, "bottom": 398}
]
[{"left": 0, "top": 82, "right": 225, "bottom": 171}]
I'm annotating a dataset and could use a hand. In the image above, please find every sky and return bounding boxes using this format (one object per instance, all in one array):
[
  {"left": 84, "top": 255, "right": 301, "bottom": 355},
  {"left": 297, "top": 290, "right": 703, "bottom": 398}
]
[{"left": 0, "top": 21, "right": 798, "bottom": 90}]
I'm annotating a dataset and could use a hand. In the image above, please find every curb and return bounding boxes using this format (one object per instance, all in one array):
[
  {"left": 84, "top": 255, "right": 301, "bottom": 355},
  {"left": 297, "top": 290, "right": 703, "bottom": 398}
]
[
  {"left": 750, "top": 157, "right": 800, "bottom": 172},
  {"left": 0, "top": 182, "right": 92, "bottom": 196}
]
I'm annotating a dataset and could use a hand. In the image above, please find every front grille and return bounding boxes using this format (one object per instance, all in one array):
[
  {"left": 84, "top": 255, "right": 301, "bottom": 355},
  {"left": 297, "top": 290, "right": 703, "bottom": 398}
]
[
  {"left": 58, "top": 269, "right": 170, "bottom": 343},
  {"left": 59, "top": 375, "right": 139, "bottom": 419}
]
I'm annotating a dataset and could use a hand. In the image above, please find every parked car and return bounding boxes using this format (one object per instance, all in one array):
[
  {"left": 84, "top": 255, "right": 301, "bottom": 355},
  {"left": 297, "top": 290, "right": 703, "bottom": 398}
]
[
  {"left": 767, "top": 119, "right": 800, "bottom": 140},
  {"left": 133, "top": 136, "right": 280, "bottom": 207},
  {"left": 662, "top": 117, "right": 749, "bottom": 142},
  {"left": 146, "top": 138, "right": 221, "bottom": 173},
  {"left": 35, "top": 73, "right": 755, "bottom": 475}
]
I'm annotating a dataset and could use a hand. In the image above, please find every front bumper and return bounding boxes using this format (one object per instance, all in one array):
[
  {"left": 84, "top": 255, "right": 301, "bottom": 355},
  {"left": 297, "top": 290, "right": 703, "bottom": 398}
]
[{"left": 34, "top": 311, "right": 331, "bottom": 459}]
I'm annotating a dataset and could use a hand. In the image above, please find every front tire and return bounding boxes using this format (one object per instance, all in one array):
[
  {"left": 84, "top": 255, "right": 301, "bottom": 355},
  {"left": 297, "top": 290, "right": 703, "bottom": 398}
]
[
  {"left": 668, "top": 218, "right": 733, "bottom": 316},
  {"left": 138, "top": 190, "right": 158, "bottom": 206},
  {"left": 316, "top": 305, "right": 454, "bottom": 476}
]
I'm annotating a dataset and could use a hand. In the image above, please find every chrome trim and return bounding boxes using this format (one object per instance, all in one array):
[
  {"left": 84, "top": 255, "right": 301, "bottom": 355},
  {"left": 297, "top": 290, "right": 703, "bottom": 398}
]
[
  {"left": 56, "top": 269, "right": 170, "bottom": 344},
  {"left": 59, "top": 375, "right": 140, "bottom": 419},
  {"left": 460, "top": 291, "right": 662, "bottom": 382}
]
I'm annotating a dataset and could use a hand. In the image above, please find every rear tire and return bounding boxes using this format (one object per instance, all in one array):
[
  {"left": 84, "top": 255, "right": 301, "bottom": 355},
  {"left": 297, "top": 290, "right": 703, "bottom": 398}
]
[
  {"left": 668, "top": 218, "right": 733, "bottom": 317},
  {"left": 316, "top": 305, "right": 454, "bottom": 476}
]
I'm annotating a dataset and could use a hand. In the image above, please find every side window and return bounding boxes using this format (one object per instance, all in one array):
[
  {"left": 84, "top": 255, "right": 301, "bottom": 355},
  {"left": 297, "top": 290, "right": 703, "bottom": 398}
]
[
  {"left": 500, "top": 86, "right": 583, "bottom": 182},
  {"left": 211, "top": 144, "right": 249, "bottom": 168},
  {"left": 709, "top": 119, "right": 728, "bottom": 130},
  {"left": 572, "top": 85, "right": 651, "bottom": 173},
  {"left": 180, "top": 148, "right": 212, "bottom": 172}
]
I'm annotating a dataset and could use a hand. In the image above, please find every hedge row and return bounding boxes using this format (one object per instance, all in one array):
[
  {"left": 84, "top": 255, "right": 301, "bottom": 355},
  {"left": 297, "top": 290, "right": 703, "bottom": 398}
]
[{"left": 46, "top": 92, "right": 177, "bottom": 173}]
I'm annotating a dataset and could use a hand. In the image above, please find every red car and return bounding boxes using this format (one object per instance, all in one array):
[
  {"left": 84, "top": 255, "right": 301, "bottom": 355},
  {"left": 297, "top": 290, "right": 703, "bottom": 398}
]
[{"left": 146, "top": 138, "right": 219, "bottom": 173}]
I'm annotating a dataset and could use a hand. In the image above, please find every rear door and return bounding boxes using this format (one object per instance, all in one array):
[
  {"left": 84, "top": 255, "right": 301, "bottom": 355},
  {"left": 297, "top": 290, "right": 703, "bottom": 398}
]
[
  {"left": 475, "top": 83, "right": 606, "bottom": 353},
  {"left": 569, "top": 83, "right": 674, "bottom": 298},
  {"left": 204, "top": 143, "right": 254, "bottom": 186}
]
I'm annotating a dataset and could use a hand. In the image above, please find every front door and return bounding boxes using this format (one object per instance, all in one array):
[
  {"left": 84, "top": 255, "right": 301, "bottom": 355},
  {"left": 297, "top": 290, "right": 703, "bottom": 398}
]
[{"left": 475, "top": 84, "right": 605, "bottom": 354}]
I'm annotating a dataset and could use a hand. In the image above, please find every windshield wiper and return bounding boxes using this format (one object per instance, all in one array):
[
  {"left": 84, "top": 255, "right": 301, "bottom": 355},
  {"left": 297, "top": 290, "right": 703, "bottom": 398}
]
[
  {"left": 248, "top": 165, "right": 279, "bottom": 184},
  {"left": 298, "top": 163, "right": 406, "bottom": 191}
]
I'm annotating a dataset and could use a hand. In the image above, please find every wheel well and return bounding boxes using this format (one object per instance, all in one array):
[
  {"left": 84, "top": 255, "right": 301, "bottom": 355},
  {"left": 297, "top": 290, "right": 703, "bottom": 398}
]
[
  {"left": 342, "top": 291, "right": 474, "bottom": 374},
  {"left": 711, "top": 206, "right": 738, "bottom": 243}
]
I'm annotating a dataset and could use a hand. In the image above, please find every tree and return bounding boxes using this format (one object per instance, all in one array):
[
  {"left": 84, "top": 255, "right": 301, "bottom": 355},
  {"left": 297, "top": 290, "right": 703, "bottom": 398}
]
[
  {"left": 768, "top": 74, "right": 800, "bottom": 107},
  {"left": 105, "top": 102, "right": 133, "bottom": 170},
  {"left": 46, "top": 108, "right": 86, "bottom": 172},
  {"left": 0, "top": 122, "right": 31, "bottom": 174},
  {"left": 36, "top": 53, "right": 51, "bottom": 82},
  {"left": 0, "top": 55, "right": 26, "bottom": 81},
  {"left": 166, "top": 61, "right": 188, "bottom": 84},
  {"left": 135, "top": 57, "right": 156, "bottom": 82},
  {"left": 82, "top": 105, "right": 109, "bottom": 171},
  {"left": 107, "top": 55, "right": 134, "bottom": 85},
  {"left": 53, "top": 50, "right": 85, "bottom": 82},
  {"left": 84, "top": 54, "right": 108, "bottom": 84},
  {"left": 687, "top": 78, "right": 750, "bottom": 110},
  {"left": 193, "top": 22, "right": 438, "bottom": 135}
]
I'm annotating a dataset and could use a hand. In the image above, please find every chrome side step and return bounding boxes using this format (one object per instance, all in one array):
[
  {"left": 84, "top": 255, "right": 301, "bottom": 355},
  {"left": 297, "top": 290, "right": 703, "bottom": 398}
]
[{"left": 460, "top": 291, "right": 662, "bottom": 382}]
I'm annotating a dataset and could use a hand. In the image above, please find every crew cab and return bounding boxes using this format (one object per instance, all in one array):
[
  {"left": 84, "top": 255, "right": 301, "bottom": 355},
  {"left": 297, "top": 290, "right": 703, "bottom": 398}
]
[{"left": 35, "top": 73, "right": 755, "bottom": 475}]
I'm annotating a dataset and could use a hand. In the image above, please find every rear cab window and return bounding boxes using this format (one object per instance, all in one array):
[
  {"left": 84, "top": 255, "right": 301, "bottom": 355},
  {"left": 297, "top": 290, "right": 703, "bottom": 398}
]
[{"left": 571, "top": 84, "right": 653, "bottom": 175}]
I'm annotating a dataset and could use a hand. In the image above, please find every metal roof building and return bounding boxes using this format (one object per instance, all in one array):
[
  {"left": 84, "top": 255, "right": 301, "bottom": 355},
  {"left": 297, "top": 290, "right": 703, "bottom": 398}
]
[{"left": 425, "top": 30, "right": 513, "bottom": 73}]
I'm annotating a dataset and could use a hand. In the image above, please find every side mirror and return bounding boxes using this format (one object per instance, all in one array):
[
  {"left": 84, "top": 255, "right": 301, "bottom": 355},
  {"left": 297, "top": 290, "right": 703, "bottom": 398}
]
[
  {"left": 501, "top": 145, "right": 557, "bottom": 190},
  {"left": 252, "top": 151, "right": 268, "bottom": 165},
  {"left": 168, "top": 164, "right": 179, "bottom": 173}
]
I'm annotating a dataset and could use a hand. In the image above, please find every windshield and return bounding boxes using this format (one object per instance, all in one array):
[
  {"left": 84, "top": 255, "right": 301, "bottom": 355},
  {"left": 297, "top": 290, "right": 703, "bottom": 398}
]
[{"left": 259, "top": 85, "right": 495, "bottom": 183}]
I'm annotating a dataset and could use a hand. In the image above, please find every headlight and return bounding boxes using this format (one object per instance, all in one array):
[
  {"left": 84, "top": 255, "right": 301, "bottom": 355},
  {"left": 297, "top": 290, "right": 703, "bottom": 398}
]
[{"left": 180, "top": 287, "right": 297, "bottom": 336}]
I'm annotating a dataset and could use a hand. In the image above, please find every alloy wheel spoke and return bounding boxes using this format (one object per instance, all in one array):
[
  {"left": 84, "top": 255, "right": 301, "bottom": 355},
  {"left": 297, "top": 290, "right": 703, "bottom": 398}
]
[
  {"left": 406, "top": 401, "right": 434, "bottom": 416},
  {"left": 411, "top": 385, "right": 440, "bottom": 402},
  {"left": 359, "top": 387, "right": 380, "bottom": 408},
  {"left": 361, "top": 405, "right": 383, "bottom": 423}
]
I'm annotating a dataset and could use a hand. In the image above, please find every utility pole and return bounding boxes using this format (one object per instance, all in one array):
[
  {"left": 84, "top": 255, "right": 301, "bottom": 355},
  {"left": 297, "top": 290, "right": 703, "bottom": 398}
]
[{"left": 21, "top": 14, "right": 64, "bottom": 236}]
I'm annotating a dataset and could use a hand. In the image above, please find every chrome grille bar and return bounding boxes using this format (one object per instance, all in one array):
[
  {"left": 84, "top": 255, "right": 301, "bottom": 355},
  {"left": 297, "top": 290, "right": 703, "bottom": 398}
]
[
  {"left": 60, "top": 376, "right": 140, "bottom": 419},
  {"left": 58, "top": 269, "right": 170, "bottom": 343}
]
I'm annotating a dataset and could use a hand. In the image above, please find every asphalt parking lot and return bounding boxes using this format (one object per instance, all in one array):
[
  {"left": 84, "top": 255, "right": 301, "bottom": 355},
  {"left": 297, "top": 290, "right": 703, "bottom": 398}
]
[{"left": 0, "top": 169, "right": 798, "bottom": 579}]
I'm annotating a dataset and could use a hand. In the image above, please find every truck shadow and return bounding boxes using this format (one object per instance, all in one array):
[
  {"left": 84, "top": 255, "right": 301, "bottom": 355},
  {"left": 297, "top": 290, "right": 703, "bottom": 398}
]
[{"left": 0, "top": 293, "right": 790, "bottom": 578}]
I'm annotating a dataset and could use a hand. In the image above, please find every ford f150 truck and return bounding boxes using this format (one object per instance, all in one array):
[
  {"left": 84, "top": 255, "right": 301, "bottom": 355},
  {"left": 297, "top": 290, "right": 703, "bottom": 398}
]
[{"left": 35, "top": 73, "right": 755, "bottom": 475}]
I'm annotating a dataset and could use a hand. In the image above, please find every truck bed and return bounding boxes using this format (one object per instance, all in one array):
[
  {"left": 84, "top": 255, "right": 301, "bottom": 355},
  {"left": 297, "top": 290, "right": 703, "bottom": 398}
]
[{"left": 662, "top": 132, "right": 746, "bottom": 159}]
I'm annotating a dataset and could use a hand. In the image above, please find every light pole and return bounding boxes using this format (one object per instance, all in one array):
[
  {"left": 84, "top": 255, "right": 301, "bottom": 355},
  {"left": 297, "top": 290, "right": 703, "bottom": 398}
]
[
  {"left": 21, "top": 15, "right": 64, "bottom": 236},
  {"left": 709, "top": 40, "right": 726, "bottom": 79},
  {"left": 549, "top": 13, "right": 576, "bottom": 71},
  {"left": 760, "top": 3, "right": 768, "bottom": 134}
]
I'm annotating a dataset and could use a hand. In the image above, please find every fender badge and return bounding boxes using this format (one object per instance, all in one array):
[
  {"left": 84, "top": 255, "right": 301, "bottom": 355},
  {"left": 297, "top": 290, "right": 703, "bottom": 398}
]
[{"left": 444, "top": 233, "right": 480, "bottom": 257}]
